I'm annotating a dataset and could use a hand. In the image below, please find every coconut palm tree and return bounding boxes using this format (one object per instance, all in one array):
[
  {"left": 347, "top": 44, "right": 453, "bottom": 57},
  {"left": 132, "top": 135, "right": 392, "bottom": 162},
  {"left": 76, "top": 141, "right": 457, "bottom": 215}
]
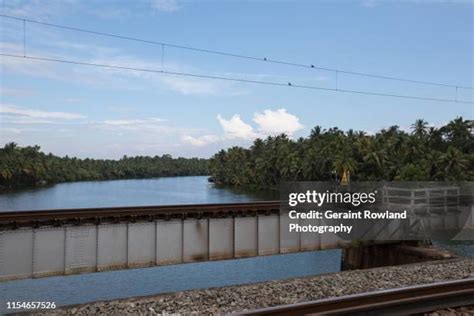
[
  {"left": 437, "top": 147, "right": 468, "bottom": 180},
  {"left": 411, "top": 119, "right": 429, "bottom": 138}
]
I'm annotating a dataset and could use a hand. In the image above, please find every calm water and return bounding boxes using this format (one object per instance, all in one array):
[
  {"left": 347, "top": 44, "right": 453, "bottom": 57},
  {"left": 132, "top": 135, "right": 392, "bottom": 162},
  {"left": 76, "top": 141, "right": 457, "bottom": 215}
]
[
  {"left": 0, "top": 176, "right": 472, "bottom": 314},
  {"left": 0, "top": 251, "right": 341, "bottom": 314},
  {"left": 0, "top": 176, "right": 276, "bottom": 211},
  {"left": 0, "top": 176, "right": 338, "bottom": 313}
]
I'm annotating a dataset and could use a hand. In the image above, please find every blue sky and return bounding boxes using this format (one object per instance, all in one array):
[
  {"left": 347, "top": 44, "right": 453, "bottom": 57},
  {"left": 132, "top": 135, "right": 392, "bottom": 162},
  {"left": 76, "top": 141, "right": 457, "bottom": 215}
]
[{"left": 0, "top": 0, "right": 472, "bottom": 158}]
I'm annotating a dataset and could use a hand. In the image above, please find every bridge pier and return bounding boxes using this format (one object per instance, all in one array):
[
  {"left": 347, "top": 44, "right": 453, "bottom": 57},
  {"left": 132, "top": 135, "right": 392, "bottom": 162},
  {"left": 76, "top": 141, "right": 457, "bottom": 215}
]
[{"left": 341, "top": 241, "right": 455, "bottom": 270}]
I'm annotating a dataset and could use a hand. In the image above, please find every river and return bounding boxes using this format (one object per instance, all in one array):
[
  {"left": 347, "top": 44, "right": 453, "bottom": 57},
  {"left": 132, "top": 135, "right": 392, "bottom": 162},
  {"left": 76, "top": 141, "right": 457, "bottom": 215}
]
[
  {"left": 0, "top": 176, "right": 471, "bottom": 314},
  {"left": 0, "top": 176, "right": 276, "bottom": 211},
  {"left": 0, "top": 176, "right": 339, "bottom": 313}
]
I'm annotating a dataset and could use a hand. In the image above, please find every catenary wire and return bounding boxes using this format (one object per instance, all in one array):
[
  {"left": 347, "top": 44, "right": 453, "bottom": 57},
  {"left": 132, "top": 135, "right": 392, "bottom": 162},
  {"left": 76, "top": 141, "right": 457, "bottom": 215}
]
[
  {"left": 0, "top": 13, "right": 472, "bottom": 90},
  {"left": 1, "top": 53, "right": 472, "bottom": 104}
]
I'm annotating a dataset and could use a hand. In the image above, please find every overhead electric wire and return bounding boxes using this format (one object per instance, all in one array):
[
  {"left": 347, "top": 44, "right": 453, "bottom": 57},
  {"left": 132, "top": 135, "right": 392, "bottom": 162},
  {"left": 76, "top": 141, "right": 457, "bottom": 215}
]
[
  {"left": 1, "top": 53, "right": 472, "bottom": 104},
  {"left": 0, "top": 13, "right": 472, "bottom": 90}
]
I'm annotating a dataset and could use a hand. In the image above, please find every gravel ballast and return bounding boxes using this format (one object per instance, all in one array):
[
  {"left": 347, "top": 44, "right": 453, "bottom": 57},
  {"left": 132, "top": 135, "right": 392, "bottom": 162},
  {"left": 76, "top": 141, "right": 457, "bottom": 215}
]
[
  {"left": 423, "top": 305, "right": 474, "bottom": 316},
  {"left": 34, "top": 259, "right": 474, "bottom": 315}
]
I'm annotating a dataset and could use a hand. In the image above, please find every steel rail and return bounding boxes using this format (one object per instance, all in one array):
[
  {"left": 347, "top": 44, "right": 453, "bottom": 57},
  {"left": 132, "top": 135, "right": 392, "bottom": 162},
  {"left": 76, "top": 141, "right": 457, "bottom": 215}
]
[
  {"left": 240, "top": 278, "right": 474, "bottom": 315},
  {"left": 0, "top": 201, "right": 281, "bottom": 229}
]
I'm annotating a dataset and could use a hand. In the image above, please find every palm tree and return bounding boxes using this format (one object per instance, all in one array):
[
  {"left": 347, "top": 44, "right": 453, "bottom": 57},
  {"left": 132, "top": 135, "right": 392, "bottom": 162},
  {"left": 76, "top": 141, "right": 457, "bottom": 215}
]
[
  {"left": 333, "top": 136, "right": 357, "bottom": 177},
  {"left": 207, "top": 117, "right": 472, "bottom": 188},
  {"left": 411, "top": 119, "right": 429, "bottom": 138},
  {"left": 437, "top": 147, "right": 468, "bottom": 180},
  {"left": 441, "top": 117, "right": 473, "bottom": 152}
]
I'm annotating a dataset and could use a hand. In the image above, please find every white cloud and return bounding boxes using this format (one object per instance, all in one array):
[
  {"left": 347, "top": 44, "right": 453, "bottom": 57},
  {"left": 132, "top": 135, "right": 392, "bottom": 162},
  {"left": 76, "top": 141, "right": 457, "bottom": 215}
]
[
  {"left": 1, "top": 115, "right": 56, "bottom": 125},
  {"left": 0, "top": 43, "right": 60, "bottom": 78},
  {"left": 103, "top": 118, "right": 165, "bottom": 126},
  {"left": 97, "top": 118, "right": 170, "bottom": 133},
  {"left": 0, "top": 87, "right": 34, "bottom": 97},
  {"left": 82, "top": 55, "right": 238, "bottom": 96},
  {"left": 95, "top": 117, "right": 208, "bottom": 144},
  {"left": 1, "top": 43, "right": 274, "bottom": 97},
  {"left": 150, "top": 0, "right": 180, "bottom": 12},
  {"left": 0, "top": 104, "right": 86, "bottom": 120},
  {"left": 253, "top": 108, "right": 303, "bottom": 136},
  {"left": 183, "top": 108, "right": 303, "bottom": 147},
  {"left": 217, "top": 114, "right": 258, "bottom": 140},
  {"left": 2, "top": 40, "right": 254, "bottom": 97},
  {"left": 0, "top": 0, "right": 73, "bottom": 20},
  {"left": 182, "top": 135, "right": 219, "bottom": 147},
  {"left": 217, "top": 108, "right": 303, "bottom": 140},
  {"left": 161, "top": 76, "right": 220, "bottom": 95},
  {"left": 0, "top": 127, "right": 22, "bottom": 134}
]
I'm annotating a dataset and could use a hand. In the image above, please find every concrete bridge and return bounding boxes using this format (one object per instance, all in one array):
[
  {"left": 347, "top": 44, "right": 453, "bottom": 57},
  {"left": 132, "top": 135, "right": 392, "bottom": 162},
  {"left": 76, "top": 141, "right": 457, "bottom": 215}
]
[{"left": 0, "top": 186, "right": 471, "bottom": 281}]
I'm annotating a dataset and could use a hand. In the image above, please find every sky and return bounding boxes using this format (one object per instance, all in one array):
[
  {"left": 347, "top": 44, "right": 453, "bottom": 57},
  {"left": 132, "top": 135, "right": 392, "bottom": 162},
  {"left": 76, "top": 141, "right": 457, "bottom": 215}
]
[{"left": 0, "top": 0, "right": 472, "bottom": 159}]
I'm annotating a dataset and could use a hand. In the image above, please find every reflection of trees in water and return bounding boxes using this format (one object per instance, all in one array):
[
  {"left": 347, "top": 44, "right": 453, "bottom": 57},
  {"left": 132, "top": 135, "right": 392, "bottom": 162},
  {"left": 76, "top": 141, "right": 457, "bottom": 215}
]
[
  {"left": 0, "top": 143, "right": 209, "bottom": 190},
  {"left": 212, "top": 183, "right": 278, "bottom": 201}
]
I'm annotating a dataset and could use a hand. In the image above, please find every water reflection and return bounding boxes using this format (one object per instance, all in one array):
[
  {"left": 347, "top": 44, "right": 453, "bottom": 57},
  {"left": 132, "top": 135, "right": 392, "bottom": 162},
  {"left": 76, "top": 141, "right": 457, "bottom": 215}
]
[{"left": 0, "top": 176, "right": 277, "bottom": 211}]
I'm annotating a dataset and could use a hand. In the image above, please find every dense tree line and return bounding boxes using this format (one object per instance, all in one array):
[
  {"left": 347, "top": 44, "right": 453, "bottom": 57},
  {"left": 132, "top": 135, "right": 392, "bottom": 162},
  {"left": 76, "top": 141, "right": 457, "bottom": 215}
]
[
  {"left": 210, "top": 118, "right": 473, "bottom": 188},
  {"left": 0, "top": 143, "right": 209, "bottom": 190}
]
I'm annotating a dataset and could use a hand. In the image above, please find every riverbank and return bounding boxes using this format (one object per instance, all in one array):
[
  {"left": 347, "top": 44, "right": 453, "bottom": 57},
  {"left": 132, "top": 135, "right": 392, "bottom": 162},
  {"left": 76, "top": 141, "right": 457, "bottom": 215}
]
[
  {"left": 33, "top": 259, "right": 474, "bottom": 315},
  {"left": 0, "top": 143, "right": 209, "bottom": 192}
]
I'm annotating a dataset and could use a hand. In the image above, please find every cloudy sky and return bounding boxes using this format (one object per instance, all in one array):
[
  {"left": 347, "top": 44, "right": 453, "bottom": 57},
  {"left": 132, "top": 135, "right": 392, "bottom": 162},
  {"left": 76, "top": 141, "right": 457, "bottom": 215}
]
[{"left": 0, "top": 0, "right": 472, "bottom": 158}]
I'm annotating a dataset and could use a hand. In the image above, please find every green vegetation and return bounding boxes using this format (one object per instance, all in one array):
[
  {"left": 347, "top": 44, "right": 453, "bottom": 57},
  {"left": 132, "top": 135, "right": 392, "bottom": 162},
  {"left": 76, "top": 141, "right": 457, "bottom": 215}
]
[
  {"left": 2, "top": 117, "right": 472, "bottom": 191},
  {"left": 0, "top": 143, "right": 209, "bottom": 190},
  {"left": 210, "top": 117, "right": 473, "bottom": 188}
]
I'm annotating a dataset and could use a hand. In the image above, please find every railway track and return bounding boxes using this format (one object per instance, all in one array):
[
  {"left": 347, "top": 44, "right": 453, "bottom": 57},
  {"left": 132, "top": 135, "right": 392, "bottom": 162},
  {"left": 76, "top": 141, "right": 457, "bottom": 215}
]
[
  {"left": 0, "top": 201, "right": 280, "bottom": 229},
  {"left": 240, "top": 278, "right": 474, "bottom": 315}
]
